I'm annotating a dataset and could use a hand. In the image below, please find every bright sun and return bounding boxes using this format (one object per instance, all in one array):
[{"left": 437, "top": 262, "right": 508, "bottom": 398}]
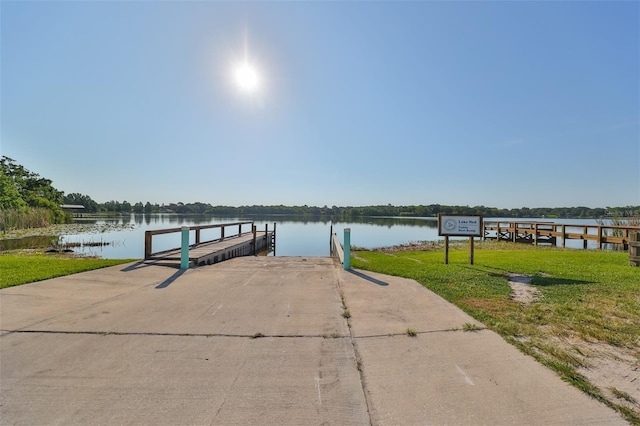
[{"left": 234, "top": 62, "right": 260, "bottom": 92}]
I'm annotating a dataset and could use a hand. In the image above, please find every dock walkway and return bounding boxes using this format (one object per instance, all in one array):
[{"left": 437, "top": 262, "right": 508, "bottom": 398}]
[
  {"left": 0, "top": 257, "right": 625, "bottom": 425},
  {"left": 144, "top": 221, "right": 275, "bottom": 267},
  {"left": 483, "top": 220, "right": 640, "bottom": 249},
  {"left": 147, "top": 231, "right": 272, "bottom": 268}
]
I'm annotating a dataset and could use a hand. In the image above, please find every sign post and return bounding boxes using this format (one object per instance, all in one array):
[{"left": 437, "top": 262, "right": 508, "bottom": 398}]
[
  {"left": 438, "top": 214, "right": 483, "bottom": 265},
  {"left": 444, "top": 236, "right": 449, "bottom": 264},
  {"left": 469, "top": 235, "right": 475, "bottom": 265}
]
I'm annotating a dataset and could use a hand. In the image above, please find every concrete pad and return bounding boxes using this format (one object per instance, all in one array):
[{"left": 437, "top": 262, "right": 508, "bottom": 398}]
[
  {"left": 2, "top": 257, "right": 346, "bottom": 337},
  {"left": 0, "top": 261, "right": 176, "bottom": 332},
  {"left": 338, "top": 268, "right": 483, "bottom": 336},
  {"left": 1, "top": 257, "right": 368, "bottom": 425},
  {"left": 337, "top": 267, "right": 626, "bottom": 425},
  {"left": 0, "top": 258, "right": 627, "bottom": 425},
  {"left": 0, "top": 333, "right": 368, "bottom": 425},
  {"left": 355, "top": 332, "right": 624, "bottom": 425}
]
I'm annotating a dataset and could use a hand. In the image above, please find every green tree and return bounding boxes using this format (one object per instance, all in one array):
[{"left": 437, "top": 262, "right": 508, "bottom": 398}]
[
  {"left": 0, "top": 171, "right": 27, "bottom": 209},
  {"left": 101, "top": 200, "right": 120, "bottom": 212},
  {"left": 0, "top": 156, "right": 66, "bottom": 221},
  {"left": 64, "top": 193, "right": 99, "bottom": 213},
  {"left": 0, "top": 157, "right": 63, "bottom": 207},
  {"left": 0, "top": 156, "right": 70, "bottom": 229}
]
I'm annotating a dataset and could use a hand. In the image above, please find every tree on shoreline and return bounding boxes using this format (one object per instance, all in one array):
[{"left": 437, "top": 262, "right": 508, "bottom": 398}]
[
  {"left": 64, "top": 193, "right": 99, "bottom": 213},
  {"left": 1, "top": 157, "right": 67, "bottom": 230}
]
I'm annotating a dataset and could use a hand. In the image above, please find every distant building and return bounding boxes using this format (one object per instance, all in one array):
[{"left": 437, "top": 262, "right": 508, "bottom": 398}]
[{"left": 60, "top": 204, "right": 85, "bottom": 217}]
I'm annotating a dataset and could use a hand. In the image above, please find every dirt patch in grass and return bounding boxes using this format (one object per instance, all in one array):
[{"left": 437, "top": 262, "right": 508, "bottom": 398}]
[
  {"left": 555, "top": 337, "right": 640, "bottom": 418},
  {"left": 585, "top": 346, "right": 639, "bottom": 414},
  {"left": 352, "top": 253, "right": 369, "bottom": 262},
  {"left": 506, "top": 273, "right": 541, "bottom": 305}
]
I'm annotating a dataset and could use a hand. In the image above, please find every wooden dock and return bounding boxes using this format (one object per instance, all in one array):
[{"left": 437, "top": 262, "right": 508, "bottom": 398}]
[
  {"left": 144, "top": 222, "right": 275, "bottom": 268},
  {"left": 483, "top": 221, "right": 640, "bottom": 250}
]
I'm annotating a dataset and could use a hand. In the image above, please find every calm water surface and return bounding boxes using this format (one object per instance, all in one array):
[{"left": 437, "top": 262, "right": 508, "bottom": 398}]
[{"left": 54, "top": 214, "right": 601, "bottom": 259}]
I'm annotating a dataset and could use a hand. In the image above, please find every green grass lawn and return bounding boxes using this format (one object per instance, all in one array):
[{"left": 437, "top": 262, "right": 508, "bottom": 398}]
[
  {"left": 353, "top": 242, "right": 640, "bottom": 424},
  {"left": 0, "top": 251, "right": 136, "bottom": 289}
]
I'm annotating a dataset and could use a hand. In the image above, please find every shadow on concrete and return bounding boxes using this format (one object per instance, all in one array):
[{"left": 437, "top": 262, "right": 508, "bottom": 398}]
[
  {"left": 121, "top": 261, "right": 148, "bottom": 271},
  {"left": 155, "top": 269, "right": 185, "bottom": 289},
  {"left": 121, "top": 260, "right": 179, "bottom": 272},
  {"left": 348, "top": 269, "right": 389, "bottom": 286}
]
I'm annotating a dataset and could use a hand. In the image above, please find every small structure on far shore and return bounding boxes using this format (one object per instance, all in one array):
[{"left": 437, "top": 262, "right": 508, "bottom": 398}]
[{"left": 60, "top": 204, "right": 85, "bottom": 217}]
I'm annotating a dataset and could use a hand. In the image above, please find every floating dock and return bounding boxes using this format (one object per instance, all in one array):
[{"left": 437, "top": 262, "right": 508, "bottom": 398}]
[{"left": 144, "top": 222, "right": 275, "bottom": 268}]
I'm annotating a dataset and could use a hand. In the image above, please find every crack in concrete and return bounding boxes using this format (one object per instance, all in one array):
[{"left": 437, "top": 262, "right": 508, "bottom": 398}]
[
  {"left": 352, "top": 327, "right": 487, "bottom": 339},
  {"left": 334, "top": 268, "right": 375, "bottom": 426},
  {"left": 0, "top": 329, "right": 347, "bottom": 339},
  {"left": 2, "top": 326, "right": 487, "bottom": 340}
]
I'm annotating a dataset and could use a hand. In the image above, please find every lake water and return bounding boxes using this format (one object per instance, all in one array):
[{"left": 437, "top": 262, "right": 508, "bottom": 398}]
[{"left": 41, "top": 214, "right": 603, "bottom": 259}]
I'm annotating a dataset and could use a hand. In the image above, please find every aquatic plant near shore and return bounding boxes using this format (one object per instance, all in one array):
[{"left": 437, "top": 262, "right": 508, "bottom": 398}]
[
  {"left": 1, "top": 222, "right": 134, "bottom": 240},
  {"left": 45, "top": 236, "right": 118, "bottom": 253}
]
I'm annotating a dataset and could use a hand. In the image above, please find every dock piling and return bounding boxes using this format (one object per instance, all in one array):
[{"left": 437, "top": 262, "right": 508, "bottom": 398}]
[
  {"left": 630, "top": 233, "right": 640, "bottom": 267},
  {"left": 343, "top": 228, "right": 351, "bottom": 270},
  {"left": 252, "top": 225, "right": 257, "bottom": 255},
  {"left": 180, "top": 226, "right": 190, "bottom": 270},
  {"left": 272, "top": 222, "right": 277, "bottom": 255}
]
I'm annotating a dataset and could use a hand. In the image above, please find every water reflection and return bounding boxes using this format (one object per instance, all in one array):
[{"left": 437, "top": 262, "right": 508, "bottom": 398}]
[
  {"left": 74, "top": 213, "right": 439, "bottom": 229},
  {"left": 0, "top": 235, "right": 59, "bottom": 251},
  {"left": 333, "top": 216, "right": 439, "bottom": 229}
]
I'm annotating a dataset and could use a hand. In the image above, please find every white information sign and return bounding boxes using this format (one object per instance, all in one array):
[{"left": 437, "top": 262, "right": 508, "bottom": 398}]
[{"left": 438, "top": 215, "right": 483, "bottom": 237}]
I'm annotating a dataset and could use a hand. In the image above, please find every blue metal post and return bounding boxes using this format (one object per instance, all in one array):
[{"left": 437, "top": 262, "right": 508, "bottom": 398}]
[
  {"left": 180, "top": 226, "right": 190, "bottom": 270},
  {"left": 344, "top": 228, "right": 351, "bottom": 270}
]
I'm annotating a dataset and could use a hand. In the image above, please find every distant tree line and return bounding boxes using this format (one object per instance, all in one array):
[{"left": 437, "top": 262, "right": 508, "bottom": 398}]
[
  {"left": 2, "top": 157, "right": 637, "bottom": 233},
  {"left": 65, "top": 196, "right": 638, "bottom": 220}
]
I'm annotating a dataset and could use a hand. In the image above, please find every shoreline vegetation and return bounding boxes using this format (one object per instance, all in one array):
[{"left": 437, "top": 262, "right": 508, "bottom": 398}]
[
  {"left": 353, "top": 241, "right": 640, "bottom": 424},
  {"left": 1, "top": 156, "right": 71, "bottom": 232}
]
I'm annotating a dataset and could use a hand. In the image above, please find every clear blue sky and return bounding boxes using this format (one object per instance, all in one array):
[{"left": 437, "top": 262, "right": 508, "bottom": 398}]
[{"left": 1, "top": 1, "right": 638, "bottom": 209}]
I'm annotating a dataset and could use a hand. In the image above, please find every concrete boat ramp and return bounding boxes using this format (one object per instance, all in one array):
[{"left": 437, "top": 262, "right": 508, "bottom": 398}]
[{"left": 0, "top": 257, "right": 625, "bottom": 425}]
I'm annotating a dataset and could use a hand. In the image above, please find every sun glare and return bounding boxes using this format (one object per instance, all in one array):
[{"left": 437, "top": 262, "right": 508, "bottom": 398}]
[{"left": 234, "top": 62, "right": 260, "bottom": 92}]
